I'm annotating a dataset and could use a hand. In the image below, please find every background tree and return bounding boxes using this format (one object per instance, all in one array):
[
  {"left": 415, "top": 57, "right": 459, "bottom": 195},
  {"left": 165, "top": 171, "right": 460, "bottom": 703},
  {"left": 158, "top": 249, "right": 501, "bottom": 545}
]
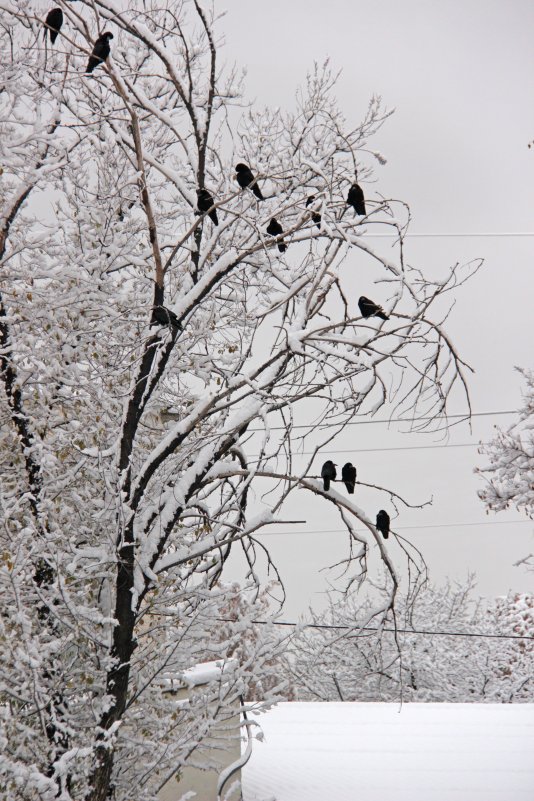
[
  {"left": 478, "top": 367, "right": 534, "bottom": 574},
  {"left": 283, "top": 579, "right": 534, "bottom": 703},
  {"left": 0, "top": 1, "right": 479, "bottom": 798},
  {"left": 477, "top": 367, "right": 534, "bottom": 519}
]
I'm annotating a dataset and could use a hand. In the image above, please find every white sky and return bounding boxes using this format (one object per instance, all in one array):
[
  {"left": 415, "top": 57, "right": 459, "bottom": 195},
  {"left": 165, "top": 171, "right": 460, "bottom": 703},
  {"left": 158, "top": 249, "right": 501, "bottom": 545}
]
[{"left": 220, "top": 0, "right": 534, "bottom": 616}]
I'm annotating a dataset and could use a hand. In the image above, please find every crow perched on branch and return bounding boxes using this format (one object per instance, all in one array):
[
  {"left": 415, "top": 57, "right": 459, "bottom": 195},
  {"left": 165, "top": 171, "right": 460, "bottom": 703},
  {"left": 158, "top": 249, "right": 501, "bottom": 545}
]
[
  {"left": 85, "top": 31, "right": 114, "bottom": 73},
  {"left": 197, "top": 189, "right": 218, "bottom": 226},
  {"left": 306, "top": 195, "right": 322, "bottom": 227},
  {"left": 341, "top": 462, "right": 356, "bottom": 494},
  {"left": 376, "top": 510, "right": 390, "bottom": 539},
  {"left": 347, "top": 181, "right": 366, "bottom": 216},
  {"left": 44, "top": 8, "right": 63, "bottom": 44},
  {"left": 321, "top": 460, "right": 337, "bottom": 491},
  {"left": 235, "top": 163, "right": 264, "bottom": 200},
  {"left": 151, "top": 306, "right": 180, "bottom": 330},
  {"left": 358, "top": 296, "right": 389, "bottom": 321},
  {"left": 266, "top": 218, "right": 286, "bottom": 252}
]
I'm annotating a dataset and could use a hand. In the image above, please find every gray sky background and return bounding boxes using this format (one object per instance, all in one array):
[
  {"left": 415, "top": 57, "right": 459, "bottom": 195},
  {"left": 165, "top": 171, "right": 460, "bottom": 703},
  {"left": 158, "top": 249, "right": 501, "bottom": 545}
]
[{"left": 219, "top": 0, "right": 534, "bottom": 617}]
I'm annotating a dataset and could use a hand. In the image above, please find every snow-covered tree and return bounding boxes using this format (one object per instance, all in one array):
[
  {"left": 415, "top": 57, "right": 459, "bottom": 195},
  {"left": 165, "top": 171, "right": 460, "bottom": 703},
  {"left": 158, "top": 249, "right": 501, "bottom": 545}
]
[
  {"left": 284, "top": 580, "right": 534, "bottom": 703},
  {"left": 0, "top": 1, "right": 479, "bottom": 798},
  {"left": 477, "top": 367, "right": 534, "bottom": 519}
]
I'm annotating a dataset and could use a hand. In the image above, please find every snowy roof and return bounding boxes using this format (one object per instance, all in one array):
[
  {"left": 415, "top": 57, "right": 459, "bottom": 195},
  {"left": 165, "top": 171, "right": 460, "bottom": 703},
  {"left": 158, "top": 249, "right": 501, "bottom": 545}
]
[{"left": 242, "top": 702, "right": 534, "bottom": 801}]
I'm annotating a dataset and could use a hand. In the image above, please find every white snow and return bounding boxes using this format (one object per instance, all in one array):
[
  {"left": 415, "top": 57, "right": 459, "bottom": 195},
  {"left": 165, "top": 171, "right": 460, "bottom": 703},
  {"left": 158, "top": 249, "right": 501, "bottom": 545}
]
[
  {"left": 242, "top": 702, "right": 534, "bottom": 801},
  {"left": 159, "top": 659, "right": 237, "bottom": 691},
  {"left": 181, "top": 659, "right": 236, "bottom": 688}
]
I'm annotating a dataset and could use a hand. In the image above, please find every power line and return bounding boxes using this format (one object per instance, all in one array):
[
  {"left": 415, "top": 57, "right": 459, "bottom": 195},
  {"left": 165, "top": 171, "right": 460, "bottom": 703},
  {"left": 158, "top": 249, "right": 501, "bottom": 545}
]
[
  {"left": 256, "top": 519, "right": 532, "bottom": 536},
  {"left": 261, "top": 442, "right": 479, "bottom": 456},
  {"left": 222, "top": 618, "right": 534, "bottom": 642},
  {"left": 363, "top": 232, "right": 534, "bottom": 238},
  {"left": 249, "top": 410, "right": 516, "bottom": 434}
]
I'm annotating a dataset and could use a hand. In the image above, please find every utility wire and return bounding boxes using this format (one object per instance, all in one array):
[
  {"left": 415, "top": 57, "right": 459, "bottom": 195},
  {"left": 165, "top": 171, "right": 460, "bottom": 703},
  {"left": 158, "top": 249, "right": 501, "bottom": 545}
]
[
  {"left": 363, "top": 232, "right": 534, "bottom": 238},
  {"left": 314, "top": 442, "right": 479, "bottom": 454},
  {"left": 218, "top": 618, "right": 534, "bottom": 642},
  {"left": 256, "top": 519, "right": 532, "bottom": 536},
  {"left": 257, "top": 442, "right": 479, "bottom": 457},
  {"left": 249, "top": 409, "right": 516, "bottom": 434}
]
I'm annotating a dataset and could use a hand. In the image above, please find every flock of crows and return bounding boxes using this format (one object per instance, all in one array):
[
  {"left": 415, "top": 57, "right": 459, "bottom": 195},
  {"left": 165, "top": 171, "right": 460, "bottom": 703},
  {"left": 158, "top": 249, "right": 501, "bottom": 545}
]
[
  {"left": 205, "top": 163, "right": 390, "bottom": 322},
  {"left": 43, "top": 8, "right": 390, "bottom": 325},
  {"left": 321, "top": 461, "right": 391, "bottom": 539},
  {"left": 204, "top": 162, "right": 391, "bottom": 536},
  {"left": 42, "top": 11, "right": 380, "bottom": 277},
  {"left": 43, "top": 7, "right": 391, "bottom": 539},
  {"left": 231, "top": 164, "right": 391, "bottom": 537}
]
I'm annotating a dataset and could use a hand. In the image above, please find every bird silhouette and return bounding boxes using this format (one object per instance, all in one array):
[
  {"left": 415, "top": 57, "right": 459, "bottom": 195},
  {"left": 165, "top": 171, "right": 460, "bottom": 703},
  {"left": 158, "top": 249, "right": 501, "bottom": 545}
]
[
  {"left": 306, "top": 195, "right": 322, "bottom": 227},
  {"left": 197, "top": 189, "right": 218, "bottom": 226},
  {"left": 266, "top": 218, "right": 286, "bottom": 252},
  {"left": 347, "top": 182, "right": 366, "bottom": 216},
  {"left": 235, "top": 163, "right": 264, "bottom": 200},
  {"left": 86, "top": 31, "right": 114, "bottom": 73},
  {"left": 358, "top": 296, "right": 389, "bottom": 321},
  {"left": 44, "top": 8, "right": 63, "bottom": 43},
  {"left": 376, "top": 510, "right": 390, "bottom": 539},
  {"left": 151, "top": 306, "right": 180, "bottom": 330},
  {"left": 341, "top": 462, "right": 356, "bottom": 494},
  {"left": 321, "top": 460, "right": 337, "bottom": 491}
]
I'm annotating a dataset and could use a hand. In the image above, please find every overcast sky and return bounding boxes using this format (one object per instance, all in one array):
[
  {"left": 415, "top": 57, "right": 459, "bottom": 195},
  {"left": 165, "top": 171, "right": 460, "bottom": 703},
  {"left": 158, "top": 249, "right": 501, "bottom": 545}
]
[{"left": 218, "top": 0, "right": 534, "bottom": 617}]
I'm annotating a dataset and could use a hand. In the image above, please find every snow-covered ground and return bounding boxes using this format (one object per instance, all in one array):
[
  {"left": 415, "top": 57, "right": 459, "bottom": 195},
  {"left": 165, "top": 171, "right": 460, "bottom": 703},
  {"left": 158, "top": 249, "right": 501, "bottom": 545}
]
[{"left": 242, "top": 702, "right": 534, "bottom": 801}]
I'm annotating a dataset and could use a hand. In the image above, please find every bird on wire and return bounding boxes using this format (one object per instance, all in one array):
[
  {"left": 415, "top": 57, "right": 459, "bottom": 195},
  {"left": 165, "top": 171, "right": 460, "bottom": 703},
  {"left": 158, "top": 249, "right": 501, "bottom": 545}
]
[
  {"left": 346, "top": 180, "right": 366, "bottom": 216},
  {"left": 341, "top": 462, "right": 357, "bottom": 494},
  {"left": 44, "top": 8, "right": 63, "bottom": 44},
  {"left": 306, "top": 195, "right": 322, "bottom": 227},
  {"left": 235, "top": 163, "right": 264, "bottom": 200},
  {"left": 376, "top": 510, "right": 390, "bottom": 539},
  {"left": 358, "top": 296, "right": 389, "bottom": 321},
  {"left": 85, "top": 31, "right": 114, "bottom": 74},
  {"left": 266, "top": 218, "right": 286, "bottom": 252},
  {"left": 321, "top": 460, "right": 337, "bottom": 491},
  {"left": 197, "top": 189, "right": 218, "bottom": 226},
  {"left": 151, "top": 306, "right": 180, "bottom": 330}
]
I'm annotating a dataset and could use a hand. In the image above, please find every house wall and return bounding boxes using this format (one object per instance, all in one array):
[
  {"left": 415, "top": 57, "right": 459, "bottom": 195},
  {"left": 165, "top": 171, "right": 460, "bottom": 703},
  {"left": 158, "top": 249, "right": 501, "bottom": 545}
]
[{"left": 157, "top": 688, "right": 242, "bottom": 801}]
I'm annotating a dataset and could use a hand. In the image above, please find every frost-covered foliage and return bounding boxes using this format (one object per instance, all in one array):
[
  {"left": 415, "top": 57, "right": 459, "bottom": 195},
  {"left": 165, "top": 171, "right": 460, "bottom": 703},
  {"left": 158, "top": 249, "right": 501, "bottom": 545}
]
[
  {"left": 477, "top": 368, "right": 534, "bottom": 517},
  {"left": 284, "top": 581, "right": 534, "bottom": 703},
  {"left": 0, "top": 1, "right": 478, "bottom": 798}
]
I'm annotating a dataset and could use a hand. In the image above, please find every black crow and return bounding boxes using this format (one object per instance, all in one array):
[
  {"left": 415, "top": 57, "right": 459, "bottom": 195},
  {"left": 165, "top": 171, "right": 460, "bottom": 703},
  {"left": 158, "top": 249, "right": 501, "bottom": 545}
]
[
  {"left": 86, "top": 31, "right": 114, "bottom": 73},
  {"left": 376, "top": 510, "right": 390, "bottom": 539},
  {"left": 44, "top": 8, "right": 63, "bottom": 44},
  {"left": 235, "top": 163, "right": 264, "bottom": 200},
  {"left": 341, "top": 462, "right": 356, "bottom": 494},
  {"left": 266, "top": 218, "right": 286, "bottom": 252},
  {"left": 151, "top": 306, "right": 180, "bottom": 330},
  {"left": 197, "top": 189, "right": 218, "bottom": 226},
  {"left": 347, "top": 182, "right": 366, "bottom": 215},
  {"left": 358, "top": 296, "right": 389, "bottom": 321},
  {"left": 306, "top": 195, "right": 322, "bottom": 227},
  {"left": 321, "top": 460, "right": 337, "bottom": 491}
]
